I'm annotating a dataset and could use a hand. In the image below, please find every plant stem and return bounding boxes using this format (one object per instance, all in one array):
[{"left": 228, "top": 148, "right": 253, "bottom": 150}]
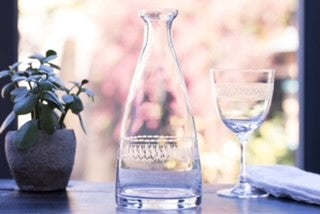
[
  {"left": 76, "top": 87, "right": 82, "bottom": 96},
  {"left": 31, "top": 110, "right": 35, "bottom": 119},
  {"left": 35, "top": 104, "right": 39, "bottom": 120},
  {"left": 59, "top": 107, "right": 69, "bottom": 128},
  {"left": 28, "top": 81, "right": 32, "bottom": 90},
  {"left": 69, "top": 86, "right": 76, "bottom": 93}
]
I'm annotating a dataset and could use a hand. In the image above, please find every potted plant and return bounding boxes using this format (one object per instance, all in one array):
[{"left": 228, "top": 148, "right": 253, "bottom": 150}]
[{"left": 0, "top": 50, "right": 94, "bottom": 191}]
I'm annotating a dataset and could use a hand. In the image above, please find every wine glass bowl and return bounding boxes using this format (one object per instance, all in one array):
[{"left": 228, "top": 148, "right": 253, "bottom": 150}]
[{"left": 211, "top": 69, "right": 274, "bottom": 198}]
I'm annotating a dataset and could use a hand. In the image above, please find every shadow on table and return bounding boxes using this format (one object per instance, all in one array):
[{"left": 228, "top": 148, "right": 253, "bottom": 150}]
[
  {"left": 0, "top": 189, "right": 72, "bottom": 213},
  {"left": 204, "top": 193, "right": 320, "bottom": 214},
  {"left": 116, "top": 207, "right": 202, "bottom": 214}
]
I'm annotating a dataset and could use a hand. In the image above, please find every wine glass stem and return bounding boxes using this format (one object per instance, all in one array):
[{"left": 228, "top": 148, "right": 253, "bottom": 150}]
[{"left": 237, "top": 133, "right": 250, "bottom": 183}]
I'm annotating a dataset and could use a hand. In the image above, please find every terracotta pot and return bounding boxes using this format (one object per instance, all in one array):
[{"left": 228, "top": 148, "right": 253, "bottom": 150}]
[{"left": 5, "top": 129, "right": 76, "bottom": 192}]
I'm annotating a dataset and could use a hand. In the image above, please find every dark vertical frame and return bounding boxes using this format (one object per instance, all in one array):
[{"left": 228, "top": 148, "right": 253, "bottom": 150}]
[
  {"left": 299, "top": 0, "right": 320, "bottom": 173},
  {"left": 0, "top": 0, "right": 18, "bottom": 178}
]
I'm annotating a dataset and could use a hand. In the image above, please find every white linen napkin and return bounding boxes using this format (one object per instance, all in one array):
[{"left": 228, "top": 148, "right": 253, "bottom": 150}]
[{"left": 247, "top": 165, "right": 320, "bottom": 205}]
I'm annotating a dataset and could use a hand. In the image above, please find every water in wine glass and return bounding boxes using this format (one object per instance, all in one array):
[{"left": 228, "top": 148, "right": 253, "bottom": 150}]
[{"left": 216, "top": 83, "right": 273, "bottom": 134}]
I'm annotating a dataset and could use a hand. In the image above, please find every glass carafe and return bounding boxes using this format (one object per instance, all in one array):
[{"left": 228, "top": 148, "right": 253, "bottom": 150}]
[{"left": 116, "top": 9, "right": 202, "bottom": 210}]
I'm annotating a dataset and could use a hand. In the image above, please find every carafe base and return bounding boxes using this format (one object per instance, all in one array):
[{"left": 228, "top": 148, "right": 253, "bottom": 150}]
[{"left": 117, "top": 187, "right": 201, "bottom": 210}]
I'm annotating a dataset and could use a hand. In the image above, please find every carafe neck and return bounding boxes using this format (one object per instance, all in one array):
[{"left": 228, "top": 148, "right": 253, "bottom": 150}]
[{"left": 140, "top": 9, "right": 177, "bottom": 52}]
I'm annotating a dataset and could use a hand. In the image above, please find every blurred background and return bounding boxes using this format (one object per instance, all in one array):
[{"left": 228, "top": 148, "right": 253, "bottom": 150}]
[{"left": 18, "top": 0, "right": 298, "bottom": 183}]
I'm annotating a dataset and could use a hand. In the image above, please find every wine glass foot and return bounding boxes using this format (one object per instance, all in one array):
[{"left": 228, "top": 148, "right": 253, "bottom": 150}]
[{"left": 217, "top": 182, "right": 269, "bottom": 199}]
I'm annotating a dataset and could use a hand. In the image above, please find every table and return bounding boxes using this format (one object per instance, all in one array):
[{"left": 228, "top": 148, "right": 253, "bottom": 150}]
[{"left": 0, "top": 180, "right": 319, "bottom": 213}]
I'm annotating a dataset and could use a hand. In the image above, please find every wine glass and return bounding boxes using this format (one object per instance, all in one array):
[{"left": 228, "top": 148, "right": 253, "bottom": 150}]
[{"left": 211, "top": 69, "right": 274, "bottom": 198}]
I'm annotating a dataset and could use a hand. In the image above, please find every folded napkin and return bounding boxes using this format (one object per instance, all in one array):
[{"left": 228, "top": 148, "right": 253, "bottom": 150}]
[{"left": 247, "top": 165, "right": 320, "bottom": 205}]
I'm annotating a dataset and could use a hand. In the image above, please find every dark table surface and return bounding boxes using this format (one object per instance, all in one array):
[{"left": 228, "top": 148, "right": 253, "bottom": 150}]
[{"left": 0, "top": 179, "right": 319, "bottom": 213}]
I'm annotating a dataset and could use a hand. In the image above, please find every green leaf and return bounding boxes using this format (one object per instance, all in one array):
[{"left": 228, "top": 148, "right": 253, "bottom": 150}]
[
  {"left": 48, "top": 76, "right": 66, "bottom": 90},
  {"left": 44, "top": 55, "right": 57, "bottom": 62},
  {"left": 1, "top": 82, "right": 15, "bottom": 99},
  {"left": 15, "top": 120, "right": 38, "bottom": 150},
  {"left": 11, "top": 87, "right": 28, "bottom": 96},
  {"left": 0, "top": 111, "right": 16, "bottom": 133},
  {"left": 13, "top": 94, "right": 29, "bottom": 103},
  {"left": 69, "top": 96, "right": 84, "bottom": 114},
  {"left": 13, "top": 93, "right": 39, "bottom": 115},
  {"left": 69, "top": 81, "right": 80, "bottom": 87},
  {"left": 81, "top": 79, "right": 89, "bottom": 85},
  {"left": 81, "top": 88, "right": 95, "bottom": 101},
  {"left": 39, "top": 105, "right": 57, "bottom": 135},
  {"left": 39, "top": 65, "right": 54, "bottom": 74},
  {"left": 42, "top": 91, "right": 65, "bottom": 113},
  {"left": 62, "top": 94, "right": 74, "bottom": 104},
  {"left": 46, "top": 50, "right": 57, "bottom": 57},
  {"left": 27, "top": 74, "right": 43, "bottom": 82},
  {"left": 38, "top": 80, "right": 55, "bottom": 91},
  {"left": 11, "top": 75, "right": 27, "bottom": 82},
  {"left": 29, "top": 53, "right": 45, "bottom": 61},
  {"left": 25, "top": 67, "right": 37, "bottom": 76},
  {"left": 78, "top": 113, "right": 87, "bottom": 134},
  {"left": 10, "top": 87, "right": 29, "bottom": 102},
  {"left": 0, "top": 70, "right": 10, "bottom": 79},
  {"left": 9, "top": 62, "right": 21, "bottom": 70}
]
